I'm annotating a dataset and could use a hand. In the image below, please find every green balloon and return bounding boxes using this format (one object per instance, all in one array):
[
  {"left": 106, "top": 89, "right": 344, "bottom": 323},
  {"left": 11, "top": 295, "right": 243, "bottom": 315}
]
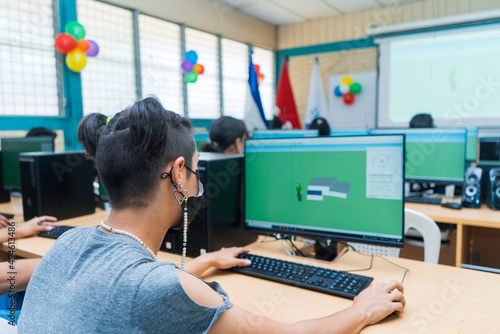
[
  {"left": 65, "top": 21, "right": 85, "bottom": 41},
  {"left": 185, "top": 71, "right": 198, "bottom": 83},
  {"left": 350, "top": 82, "right": 362, "bottom": 94}
]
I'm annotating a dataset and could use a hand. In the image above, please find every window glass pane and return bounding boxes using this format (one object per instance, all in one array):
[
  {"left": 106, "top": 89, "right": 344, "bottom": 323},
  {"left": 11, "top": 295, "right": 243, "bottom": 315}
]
[
  {"left": 0, "top": 0, "right": 60, "bottom": 116},
  {"left": 252, "top": 47, "right": 275, "bottom": 120},
  {"left": 78, "top": 0, "right": 136, "bottom": 116},
  {"left": 139, "top": 15, "right": 183, "bottom": 115},
  {"left": 221, "top": 38, "right": 248, "bottom": 119},
  {"left": 185, "top": 28, "right": 219, "bottom": 119}
]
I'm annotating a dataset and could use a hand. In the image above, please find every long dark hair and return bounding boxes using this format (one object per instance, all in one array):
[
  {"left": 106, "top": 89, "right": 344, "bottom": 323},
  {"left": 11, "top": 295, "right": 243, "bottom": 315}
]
[
  {"left": 77, "top": 96, "right": 195, "bottom": 209},
  {"left": 203, "top": 116, "right": 248, "bottom": 153}
]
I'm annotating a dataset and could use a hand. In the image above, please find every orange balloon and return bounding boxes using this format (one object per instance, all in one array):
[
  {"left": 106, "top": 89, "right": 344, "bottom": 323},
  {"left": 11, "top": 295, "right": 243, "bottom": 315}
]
[
  {"left": 194, "top": 64, "right": 204, "bottom": 75},
  {"left": 258, "top": 73, "right": 265, "bottom": 82},
  {"left": 77, "top": 40, "right": 90, "bottom": 52}
]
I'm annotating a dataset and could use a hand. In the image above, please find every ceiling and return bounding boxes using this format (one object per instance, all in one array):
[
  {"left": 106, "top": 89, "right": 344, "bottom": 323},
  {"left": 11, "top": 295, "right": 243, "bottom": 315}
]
[{"left": 213, "top": 0, "right": 423, "bottom": 25}]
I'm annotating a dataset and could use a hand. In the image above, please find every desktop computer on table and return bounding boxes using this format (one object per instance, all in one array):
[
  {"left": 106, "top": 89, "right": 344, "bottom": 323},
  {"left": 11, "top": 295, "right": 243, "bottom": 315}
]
[
  {"left": 252, "top": 129, "right": 319, "bottom": 139},
  {"left": 371, "top": 128, "right": 467, "bottom": 204},
  {"left": 232, "top": 135, "right": 406, "bottom": 299},
  {"left": 161, "top": 153, "right": 257, "bottom": 257}
]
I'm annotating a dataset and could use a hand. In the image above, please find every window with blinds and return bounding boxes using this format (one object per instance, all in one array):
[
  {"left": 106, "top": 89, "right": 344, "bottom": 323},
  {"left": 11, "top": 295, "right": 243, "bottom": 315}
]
[
  {"left": 0, "top": 0, "right": 61, "bottom": 116},
  {"left": 185, "top": 28, "right": 219, "bottom": 119},
  {"left": 252, "top": 47, "right": 275, "bottom": 120},
  {"left": 139, "top": 15, "right": 183, "bottom": 115},
  {"left": 221, "top": 38, "right": 248, "bottom": 120},
  {"left": 77, "top": 0, "right": 136, "bottom": 116}
]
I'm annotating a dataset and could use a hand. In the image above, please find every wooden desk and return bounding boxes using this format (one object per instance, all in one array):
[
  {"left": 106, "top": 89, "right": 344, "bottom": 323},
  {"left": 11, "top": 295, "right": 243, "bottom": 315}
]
[
  {"left": 406, "top": 203, "right": 500, "bottom": 267},
  {"left": 1, "top": 202, "right": 499, "bottom": 333}
]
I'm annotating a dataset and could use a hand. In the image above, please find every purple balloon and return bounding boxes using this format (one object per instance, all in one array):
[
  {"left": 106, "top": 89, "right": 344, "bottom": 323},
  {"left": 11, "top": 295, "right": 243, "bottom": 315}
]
[
  {"left": 85, "top": 40, "right": 99, "bottom": 57},
  {"left": 181, "top": 60, "right": 194, "bottom": 73}
]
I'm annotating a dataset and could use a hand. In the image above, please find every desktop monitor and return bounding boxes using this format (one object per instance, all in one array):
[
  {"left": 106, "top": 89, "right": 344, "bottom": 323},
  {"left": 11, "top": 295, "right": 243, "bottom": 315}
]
[
  {"left": 478, "top": 128, "right": 500, "bottom": 165},
  {"left": 371, "top": 128, "right": 466, "bottom": 184},
  {"left": 245, "top": 135, "right": 405, "bottom": 247},
  {"left": 252, "top": 129, "right": 319, "bottom": 139},
  {"left": 1, "top": 137, "right": 54, "bottom": 190},
  {"left": 330, "top": 129, "right": 370, "bottom": 137},
  {"left": 466, "top": 127, "right": 478, "bottom": 162}
]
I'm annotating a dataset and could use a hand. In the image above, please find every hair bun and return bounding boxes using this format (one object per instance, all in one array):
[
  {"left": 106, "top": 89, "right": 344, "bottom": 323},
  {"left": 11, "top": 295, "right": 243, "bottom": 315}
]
[{"left": 77, "top": 113, "right": 108, "bottom": 159}]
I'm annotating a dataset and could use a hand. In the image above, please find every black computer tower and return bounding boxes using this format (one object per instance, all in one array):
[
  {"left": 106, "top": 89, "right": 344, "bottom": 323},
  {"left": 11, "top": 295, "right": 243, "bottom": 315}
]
[
  {"left": 19, "top": 151, "right": 95, "bottom": 221},
  {"left": 162, "top": 153, "right": 257, "bottom": 257},
  {"left": 0, "top": 151, "right": 11, "bottom": 203}
]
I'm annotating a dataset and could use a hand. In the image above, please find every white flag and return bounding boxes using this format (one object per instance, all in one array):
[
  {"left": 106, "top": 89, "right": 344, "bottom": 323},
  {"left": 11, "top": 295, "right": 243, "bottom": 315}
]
[{"left": 304, "top": 58, "right": 328, "bottom": 128}]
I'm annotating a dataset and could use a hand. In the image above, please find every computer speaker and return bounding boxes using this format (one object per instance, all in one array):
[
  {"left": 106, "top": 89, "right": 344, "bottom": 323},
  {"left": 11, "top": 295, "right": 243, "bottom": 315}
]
[
  {"left": 487, "top": 167, "right": 500, "bottom": 210},
  {"left": 461, "top": 167, "right": 482, "bottom": 209}
]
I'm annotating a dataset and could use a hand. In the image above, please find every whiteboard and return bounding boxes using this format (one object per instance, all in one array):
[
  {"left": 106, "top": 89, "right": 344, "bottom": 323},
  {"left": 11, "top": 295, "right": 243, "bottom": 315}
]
[{"left": 327, "top": 71, "right": 377, "bottom": 129}]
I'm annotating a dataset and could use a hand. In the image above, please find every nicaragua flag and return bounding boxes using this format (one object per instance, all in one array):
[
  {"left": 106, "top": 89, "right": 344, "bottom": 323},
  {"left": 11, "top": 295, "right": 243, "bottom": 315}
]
[{"left": 244, "top": 52, "right": 267, "bottom": 132}]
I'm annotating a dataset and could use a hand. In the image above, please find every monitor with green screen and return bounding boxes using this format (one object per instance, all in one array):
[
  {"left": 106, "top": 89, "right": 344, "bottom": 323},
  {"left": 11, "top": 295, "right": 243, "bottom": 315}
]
[
  {"left": 466, "top": 127, "right": 478, "bottom": 162},
  {"left": 1, "top": 137, "right": 54, "bottom": 190},
  {"left": 252, "top": 129, "right": 319, "bottom": 139},
  {"left": 245, "top": 135, "right": 405, "bottom": 247},
  {"left": 371, "top": 128, "right": 466, "bottom": 184}
]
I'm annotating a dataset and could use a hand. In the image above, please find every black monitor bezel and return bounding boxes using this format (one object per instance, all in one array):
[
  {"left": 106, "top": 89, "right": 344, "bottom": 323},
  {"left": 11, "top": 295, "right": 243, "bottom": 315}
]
[{"left": 243, "top": 134, "right": 406, "bottom": 248}]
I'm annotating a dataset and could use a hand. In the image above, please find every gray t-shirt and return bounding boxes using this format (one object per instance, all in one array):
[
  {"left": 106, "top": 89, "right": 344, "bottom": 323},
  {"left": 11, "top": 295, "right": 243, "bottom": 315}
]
[{"left": 18, "top": 226, "right": 232, "bottom": 333}]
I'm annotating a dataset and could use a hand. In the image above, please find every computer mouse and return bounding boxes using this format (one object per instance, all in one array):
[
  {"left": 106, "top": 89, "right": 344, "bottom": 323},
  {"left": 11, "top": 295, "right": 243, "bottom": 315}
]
[{"left": 441, "top": 202, "right": 462, "bottom": 210}]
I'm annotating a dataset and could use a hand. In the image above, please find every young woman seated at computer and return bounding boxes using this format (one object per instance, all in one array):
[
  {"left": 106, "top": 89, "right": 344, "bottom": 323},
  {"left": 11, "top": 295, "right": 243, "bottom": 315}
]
[
  {"left": 203, "top": 116, "right": 248, "bottom": 154},
  {"left": 18, "top": 97, "right": 405, "bottom": 333}
]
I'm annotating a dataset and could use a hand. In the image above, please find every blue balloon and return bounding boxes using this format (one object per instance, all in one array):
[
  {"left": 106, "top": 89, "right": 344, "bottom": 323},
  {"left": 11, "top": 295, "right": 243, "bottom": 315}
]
[
  {"left": 185, "top": 50, "right": 198, "bottom": 64},
  {"left": 334, "top": 85, "right": 342, "bottom": 97}
]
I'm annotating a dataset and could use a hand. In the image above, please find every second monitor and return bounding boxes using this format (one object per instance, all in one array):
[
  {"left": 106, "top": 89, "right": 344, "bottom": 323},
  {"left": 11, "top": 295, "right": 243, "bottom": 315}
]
[
  {"left": 1, "top": 137, "right": 54, "bottom": 191},
  {"left": 245, "top": 135, "right": 405, "bottom": 247},
  {"left": 371, "top": 128, "right": 467, "bottom": 184}
]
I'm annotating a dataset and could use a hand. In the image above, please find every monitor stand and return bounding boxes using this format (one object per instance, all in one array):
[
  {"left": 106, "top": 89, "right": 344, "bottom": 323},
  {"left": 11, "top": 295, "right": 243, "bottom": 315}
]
[{"left": 314, "top": 240, "right": 338, "bottom": 261}]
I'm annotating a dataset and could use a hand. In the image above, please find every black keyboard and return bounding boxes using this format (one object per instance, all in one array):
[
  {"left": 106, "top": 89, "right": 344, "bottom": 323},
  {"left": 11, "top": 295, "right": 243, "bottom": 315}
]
[
  {"left": 230, "top": 253, "right": 373, "bottom": 299},
  {"left": 38, "top": 225, "right": 75, "bottom": 239},
  {"left": 405, "top": 196, "right": 442, "bottom": 205},
  {"left": 0, "top": 212, "right": 14, "bottom": 219}
]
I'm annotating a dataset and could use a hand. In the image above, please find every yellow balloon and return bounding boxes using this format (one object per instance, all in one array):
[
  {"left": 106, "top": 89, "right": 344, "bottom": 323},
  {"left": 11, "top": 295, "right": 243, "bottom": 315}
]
[
  {"left": 341, "top": 76, "right": 353, "bottom": 86},
  {"left": 65, "top": 49, "right": 87, "bottom": 72}
]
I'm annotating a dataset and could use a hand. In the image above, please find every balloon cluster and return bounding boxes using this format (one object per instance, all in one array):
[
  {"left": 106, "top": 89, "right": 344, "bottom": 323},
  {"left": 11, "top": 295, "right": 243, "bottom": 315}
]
[
  {"left": 181, "top": 51, "right": 204, "bottom": 83},
  {"left": 254, "top": 64, "right": 265, "bottom": 85},
  {"left": 334, "top": 76, "right": 362, "bottom": 105},
  {"left": 54, "top": 21, "right": 99, "bottom": 72}
]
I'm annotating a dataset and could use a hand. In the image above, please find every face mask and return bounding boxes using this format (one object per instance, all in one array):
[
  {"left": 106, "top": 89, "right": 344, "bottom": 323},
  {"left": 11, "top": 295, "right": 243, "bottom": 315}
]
[{"left": 166, "top": 179, "right": 204, "bottom": 234}]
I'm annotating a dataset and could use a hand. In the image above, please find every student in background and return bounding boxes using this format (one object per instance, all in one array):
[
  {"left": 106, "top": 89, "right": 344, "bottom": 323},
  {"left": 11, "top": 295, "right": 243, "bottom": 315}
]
[
  {"left": 308, "top": 117, "right": 331, "bottom": 137},
  {"left": 25, "top": 127, "right": 57, "bottom": 139},
  {"left": 18, "top": 97, "right": 405, "bottom": 333},
  {"left": 25, "top": 127, "right": 58, "bottom": 148},
  {"left": 203, "top": 116, "right": 248, "bottom": 154},
  {"left": 409, "top": 113, "right": 434, "bottom": 128}
]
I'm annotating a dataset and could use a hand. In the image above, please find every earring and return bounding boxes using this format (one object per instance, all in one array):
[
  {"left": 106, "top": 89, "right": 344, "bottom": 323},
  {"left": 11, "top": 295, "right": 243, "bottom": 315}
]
[
  {"left": 160, "top": 172, "right": 169, "bottom": 179},
  {"left": 173, "top": 182, "right": 188, "bottom": 205},
  {"left": 181, "top": 198, "right": 188, "bottom": 270}
]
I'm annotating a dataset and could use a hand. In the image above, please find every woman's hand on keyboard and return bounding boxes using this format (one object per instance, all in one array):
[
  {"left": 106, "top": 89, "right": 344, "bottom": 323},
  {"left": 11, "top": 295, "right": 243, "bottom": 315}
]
[
  {"left": 207, "top": 247, "right": 252, "bottom": 269},
  {"left": 183, "top": 247, "right": 251, "bottom": 277}
]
